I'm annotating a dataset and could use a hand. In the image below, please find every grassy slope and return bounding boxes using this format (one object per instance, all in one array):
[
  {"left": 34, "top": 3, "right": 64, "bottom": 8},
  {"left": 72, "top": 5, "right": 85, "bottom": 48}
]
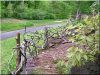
[{"left": 1, "top": 18, "right": 66, "bottom": 32}]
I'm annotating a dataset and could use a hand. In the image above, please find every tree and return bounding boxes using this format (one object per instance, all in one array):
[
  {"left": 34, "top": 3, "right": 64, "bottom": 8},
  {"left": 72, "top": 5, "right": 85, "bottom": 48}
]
[
  {"left": 6, "top": 2, "right": 13, "bottom": 17},
  {"left": 0, "top": 1, "right": 95, "bottom": 19}
]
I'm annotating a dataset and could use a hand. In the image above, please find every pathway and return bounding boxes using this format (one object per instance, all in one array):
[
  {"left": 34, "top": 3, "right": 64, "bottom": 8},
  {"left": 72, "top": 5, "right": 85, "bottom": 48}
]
[{"left": 21, "top": 42, "right": 75, "bottom": 74}]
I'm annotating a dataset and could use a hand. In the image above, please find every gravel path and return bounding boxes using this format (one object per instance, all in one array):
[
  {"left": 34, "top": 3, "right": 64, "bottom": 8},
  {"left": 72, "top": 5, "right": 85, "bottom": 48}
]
[{"left": 0, "top": 24, "right": 62, "bottom": 40}]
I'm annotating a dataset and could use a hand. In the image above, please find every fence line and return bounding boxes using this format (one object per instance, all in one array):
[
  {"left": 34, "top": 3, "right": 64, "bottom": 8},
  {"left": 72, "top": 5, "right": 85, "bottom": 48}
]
[{"left": 9, "top": 25, "right": 72, "bottom": 74}]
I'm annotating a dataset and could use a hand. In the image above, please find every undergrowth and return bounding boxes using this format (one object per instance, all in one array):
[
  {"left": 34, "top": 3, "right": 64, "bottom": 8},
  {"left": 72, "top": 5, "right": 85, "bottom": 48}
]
[{"left": 56, "top": 13, "right": 99, "bottom": 74}]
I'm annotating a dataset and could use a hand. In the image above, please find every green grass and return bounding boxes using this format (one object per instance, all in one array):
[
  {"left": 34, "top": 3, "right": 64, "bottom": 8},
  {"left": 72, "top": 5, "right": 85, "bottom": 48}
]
[
  {"left": 1, "top": 18, "right": 66, "bottom": 32},
  {"left": 0, "top": 31, "right": 45, "bottom": 74},
  {"left": 1, "top": 37, "right": 16, "bottom": 74},
  {"left": 0, "top": 22, "right": 66, "bottom": 74},
  {"left": 0, "top": 36, "right": 24, "bottom": 74}
]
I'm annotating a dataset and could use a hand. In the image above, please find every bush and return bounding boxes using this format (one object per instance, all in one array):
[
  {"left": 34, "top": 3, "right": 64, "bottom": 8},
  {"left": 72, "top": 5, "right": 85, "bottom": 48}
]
[
  {"left": 56, "top": 14, "right": 99, "bottom": 74},
  {"left": 31, "top": 9, "right": 46, "bottom": 20},
  {"left": 56, "top": 60, "right": 67, "bottom": 74},
  {"left": 90, "top": 1, "right": 100, "bottom": 13},
  {"left": 44, "top": 13, "right": 56, "bottom": 19}
]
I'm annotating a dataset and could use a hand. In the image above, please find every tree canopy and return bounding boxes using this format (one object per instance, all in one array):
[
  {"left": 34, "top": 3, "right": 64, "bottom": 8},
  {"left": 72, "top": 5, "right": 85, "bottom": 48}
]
[{"left": 0, "top": 1, "right": 95, "bottom": 20}]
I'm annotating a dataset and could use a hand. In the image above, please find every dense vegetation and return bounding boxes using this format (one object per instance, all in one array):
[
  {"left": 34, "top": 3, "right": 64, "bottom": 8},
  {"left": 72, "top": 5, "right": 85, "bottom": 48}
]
[
  {"left": 1, "top": 13, "right": 99, "bottom": 74},
  {"left": 1, "top": 1, "right": 95, "bottom": 20},
  {"left": 56, "top": 13, "right": 99, "bottom": 74},
  {"left": 55, "top": 2, "right": 100, "bottom": 74}
]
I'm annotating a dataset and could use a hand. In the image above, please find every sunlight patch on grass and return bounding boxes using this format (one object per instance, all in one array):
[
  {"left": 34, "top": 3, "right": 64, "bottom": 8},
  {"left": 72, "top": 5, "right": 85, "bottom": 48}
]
[{"left": 1, "top": 19, "right": 66, "bottom": 32}]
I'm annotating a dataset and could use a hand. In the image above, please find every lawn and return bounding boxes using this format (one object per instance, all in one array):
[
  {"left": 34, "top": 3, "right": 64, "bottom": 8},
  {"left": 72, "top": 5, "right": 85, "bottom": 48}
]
[{"left": 1, "top": 18, "right": 66, "bottom": 32}]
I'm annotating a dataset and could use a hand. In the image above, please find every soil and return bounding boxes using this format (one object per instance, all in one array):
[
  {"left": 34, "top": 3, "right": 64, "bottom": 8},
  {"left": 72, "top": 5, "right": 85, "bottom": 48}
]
[
  {"left": 21, "top": 42, "right": 100, "bottom": 74},
  {"left": 71, "top": 55, "right": 100, "bottom": 74},
  {"left": 21, "top": 42, "right": 75, "bottom": 74}
]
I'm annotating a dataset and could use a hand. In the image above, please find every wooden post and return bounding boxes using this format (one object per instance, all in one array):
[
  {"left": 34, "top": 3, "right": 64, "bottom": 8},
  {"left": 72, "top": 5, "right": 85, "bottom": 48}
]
[
  {"left": 44, "top": 27, "right": 49, "bottom": 49},
  {"left": 16, "top": 33, "right": 21, "bottom": 70}
]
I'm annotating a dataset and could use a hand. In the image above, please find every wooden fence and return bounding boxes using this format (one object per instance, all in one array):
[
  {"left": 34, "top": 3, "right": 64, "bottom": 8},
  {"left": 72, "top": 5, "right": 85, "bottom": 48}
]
[{"left": 10, "top": 26, "right": 71, "bottom": 74}]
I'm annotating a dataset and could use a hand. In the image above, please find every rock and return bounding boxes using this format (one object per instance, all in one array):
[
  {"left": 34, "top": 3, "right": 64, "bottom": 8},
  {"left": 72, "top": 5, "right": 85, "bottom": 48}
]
[
  {"left": 49, "top": 43, "right": 54, "bottom": 47},
  {"left": 42, "top": 52, "right": 45, "bottom": 54},
  {"left": 45, "top": 65, "right": 50, "bottom": 69}
]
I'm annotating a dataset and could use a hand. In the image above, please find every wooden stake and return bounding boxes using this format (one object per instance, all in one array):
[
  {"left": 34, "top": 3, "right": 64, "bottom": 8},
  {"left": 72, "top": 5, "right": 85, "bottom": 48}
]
[{"left": 44, "top": 27, "right": 49, "bottom": 49}]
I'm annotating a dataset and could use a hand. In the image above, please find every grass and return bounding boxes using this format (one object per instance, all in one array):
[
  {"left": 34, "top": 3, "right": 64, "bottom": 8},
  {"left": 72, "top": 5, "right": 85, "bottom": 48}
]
[
  {"left": 1, "top": 18, "right": 66, "bottom": 32},
  {"left": 0, "top": 31, "right": 45, "bottom": 74},
  {"left": 0, "top": 36, "right": 24, "bottom": 74},
  {"left": 0, "top": 20, "right": 66, "bottom": 74},
  {"left": 1, "top": 37, "right": 16, "bottom": 74}
]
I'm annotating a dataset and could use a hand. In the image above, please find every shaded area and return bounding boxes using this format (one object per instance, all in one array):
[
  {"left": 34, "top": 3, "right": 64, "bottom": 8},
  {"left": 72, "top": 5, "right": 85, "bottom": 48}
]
[{"left": 71, "top": 55, "right": 100, "bottom": 74}]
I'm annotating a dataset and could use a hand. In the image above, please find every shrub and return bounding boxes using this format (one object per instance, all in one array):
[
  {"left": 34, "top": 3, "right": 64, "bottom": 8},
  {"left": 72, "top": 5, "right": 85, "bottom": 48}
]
[
  {"left": 44, "top": 13, "right": 56, "bottom": 19},
  {"left": 56, "top": 14, "right": 99, "bottom": 74},
  {"left": 31, "top": 9, "right": 46, "bottom": 20}
]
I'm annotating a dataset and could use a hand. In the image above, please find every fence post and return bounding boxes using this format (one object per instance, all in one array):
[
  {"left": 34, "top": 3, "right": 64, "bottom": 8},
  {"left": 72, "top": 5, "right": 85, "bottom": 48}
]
[
  {"left": 44, "top": 27, "right": 49, "bottom": 49},
  {"left": 16, "top": 33, "right": 21, "bottom": 70}
]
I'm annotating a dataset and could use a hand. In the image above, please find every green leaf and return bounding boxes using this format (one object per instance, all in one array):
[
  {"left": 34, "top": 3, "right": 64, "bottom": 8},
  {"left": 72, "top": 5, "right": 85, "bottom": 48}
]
[
  {"left": 84, "top": 55, "right": 88, "bottom": 61},
  {"left": 76, "top": 54, "right": 81, "bottom": 62}
]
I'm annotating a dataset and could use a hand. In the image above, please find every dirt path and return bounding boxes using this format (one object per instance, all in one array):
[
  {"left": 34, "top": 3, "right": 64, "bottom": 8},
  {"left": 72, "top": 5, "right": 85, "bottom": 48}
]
[
  {"left": 21, "top": 42, "right": 75, "bottom": 74},
  {"left": 21, "top": 42, "right": 100, "bottom": 74},
  {"left": 0, "top": 23, "right": 62, "bottom": 40}
]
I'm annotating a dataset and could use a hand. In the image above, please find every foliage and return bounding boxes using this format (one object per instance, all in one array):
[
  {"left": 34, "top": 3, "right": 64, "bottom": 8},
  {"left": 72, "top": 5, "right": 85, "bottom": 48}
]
[
  {"left": 56, "top": 13, "right": 99, "bottom": 74},
  {"left": 6, "top": 2, "right": 13, "bottom": 17},
  {"left": 0, "top": 1, "right": 1, "bottom": 17},
  {"left": 56, "top": 60, "right": 67, "bottom": 74},
  {"left": 1, "top": 14, "right": 99, "bottom": 74},
  {"left": 31, "top": 9, "right": 47, "bottom": 20},
  {"left": 1, "top": 1, "right": 94, "bottom": 19},
  {"left": 25, "top": 30, "right": 45, "bottom": 49},
  {"left": 90, "top": 1, "right": 100, "bottom": 13},
  {"left": 1, "top": 1, "right": 99, "bottom": 74}
]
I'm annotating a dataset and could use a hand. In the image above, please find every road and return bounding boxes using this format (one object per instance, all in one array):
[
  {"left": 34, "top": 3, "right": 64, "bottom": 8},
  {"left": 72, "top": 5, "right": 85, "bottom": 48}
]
[{"left": 0, "top": 24, "right": 62, "bottom": 40}]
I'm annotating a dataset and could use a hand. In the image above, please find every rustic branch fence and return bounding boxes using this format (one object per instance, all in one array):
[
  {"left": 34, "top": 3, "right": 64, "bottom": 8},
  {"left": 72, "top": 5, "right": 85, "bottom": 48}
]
[
  {"left": 5, "top": 17, "right": 98, "bottom": 74},
  {"left": 8, "top": 25, "right": 75, "bottom": 74},
  {"left": 8, "top": 27, "right": 67, "bottom": 75}
]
